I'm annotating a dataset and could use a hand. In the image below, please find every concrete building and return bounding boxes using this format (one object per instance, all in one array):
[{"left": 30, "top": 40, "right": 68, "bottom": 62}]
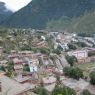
[{"left": 68, "top": 49, "right": 90, "bottom": 63}]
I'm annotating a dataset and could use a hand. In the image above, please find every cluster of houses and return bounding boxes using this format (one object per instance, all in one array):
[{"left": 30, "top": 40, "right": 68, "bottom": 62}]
[
  {"left": 0, "top": 29, "right": 95, "bottom": 95},
  {"left": 8, "top": 50, "right": 39, "bottom": 74}
]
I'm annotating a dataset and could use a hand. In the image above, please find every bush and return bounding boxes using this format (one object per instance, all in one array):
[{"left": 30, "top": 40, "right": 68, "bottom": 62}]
[
  {"left": 21, "top": 45, "right": 32, "bottom": 51},
  {"left": 39, "top": 48, "right": 50, "bottom": 55},
  {"left": 78, "top": 32, "right": 93, "bottom": 37},
  {"left": 52, "top": 49, "right": 61, "bottom": 55},
  {"left": 52, "top": 85, "right": 76, "bottom": 95},
  {"left": 68, "top": 43, "right": 77, "bottom": 50},
  {"left": 65, "top": 55, "right": 77, "bottom": 66},
  {"left": 88, "top": 51, "right": 95, "bottom": 57},
  {"left": 81, "top": 90, "right": 92, "bottom": 95},
  {"left": 23, "top": 64, "right": 30, "bottom": 72},
  {"left": 0, "top": 66, "right": 6, "bottom": 71},
  {"left": 63, "top": 67, "right": 83, "bottom": 80},
  {"left": 63, "top": 67, "right": 71, "bottom": 76},
  {"left": 89, "top": 71, "right": 95, "bottom": 85},
  {"left": 76, "top": 42, "right": 87, "bottom": 47}
]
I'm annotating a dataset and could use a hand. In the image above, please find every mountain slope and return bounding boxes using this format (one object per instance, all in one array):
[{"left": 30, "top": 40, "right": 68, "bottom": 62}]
[
  {"left": 0, "top": 2, "right": 13, "bottom": 23},
  {"left": 1, "top": 0, "right": 95, "bottom": 29},
  {"left": 46, "top": 11, "right": 95, "bottom": 33}
]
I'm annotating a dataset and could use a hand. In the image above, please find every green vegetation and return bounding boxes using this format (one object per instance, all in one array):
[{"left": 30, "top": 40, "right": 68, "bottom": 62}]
[
  {"left": 77, "top": 32, "right": 93, "bottom": 37},
  {"left": 23, "top": 64, "right": 30, "bottom": 72},
  {"left": 1, "top": 0, "right": 95, "bottom": 30},
  {"left": 38, "top": 87, "right": 47, "bottom": 95},
  {"left": 76, "top": 62, "right": 95, "bottom": 76},
  {"left": 33, "top": 82, "right": 47, "bottom": 95},
  {"left": 63, "top": 67, "right": 83, "bottom": 80},
  {"left": 52, "top": 48, "right": 61, "bottom": 55},
  {"left": 65, "top": 55, "right": 77, "bottom": 66},
  {"left": 89, "top": 70, "right": 95, "bottom": 85},
  {"left": 52, "top": 85, "right": 76, "bottom": 95},
  {"left": 0, "top": 65, "right": 6, "bottom": 71},
  {"left": 6, "top": 62, "right": 14, "bottom": 77},
  {"left": 20, "top": 45, "right": 32, "bottom": 51},
  {"left": 75, "top": 42, "right": 87, "bottom": 48},
  {"left": 47, "top": 11, "right": 95, "bottom": 35},
  {"left": 68, "top": 43, "right": 77, "bottom": 50},
  {"left": 88, "top": 51, "right": 95, "bottom": 57},
  {"left": 81, "top": 90, "right": 92, "bottom": 95},
  {"left": 39, "top": 48, "right": 50, "bottom": 55}
]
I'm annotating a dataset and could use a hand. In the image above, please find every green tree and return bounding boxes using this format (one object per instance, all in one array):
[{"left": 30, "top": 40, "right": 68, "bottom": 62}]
[
  {"left": 70, "top": 67, "right": 83, "bottom": 80},
  {"left": 81, "top": 89, "right": 92, "bottom": 95},
  {"left": 39, "top": 48, "right": 50, "bottom": 55},
  {"left": 0, "top": 65, "right": 6, "bottom": 71},
  {"left": 38, "top": 82, "right": 47, "bottom": 95},
  {"left": 55, "top": 74, "right": 61, "bottom": 85},
  {"left": 52, "top": 85, "right": 76, "bottom": 95},
  {"left": 89, "top": 70, "right": 95, "bottom": 85},
  {"left": 63, "top": 67, "right": 83, "bottom": 80},
  {"left": 38, "top": 87, "right": 47, "bottom": 95},
  {"left": 63, "top": 67, "right": 71, "bottom": 76},
  {"left": 62, "top": 86, "right": 76, "bottom": 95},
  {"left": 65, "top": 55, "right": 77, "bottom": 66},
  {"left": 57, "top": 45, "right": 63, "bottom": 51},
  {"left": 52, "top": 49, "right": 61, "bottom": 55},
  {"left": 52, "top": 85, "right": 63, "bottom": 95},
  {"left": 6, "top": 62, "right": 14, "bottom": 77},
  {"left": 21, "top": 45, "right": 32, "bottom": 51},
  {"left": 76, "top": 42, "right": 87, "bottom": 48},
  {"left": 68, "top": 43, "right": 77, "bottom": 50},
  {"left": 23, "top": 64, "right": 30, "bottom": 72}
]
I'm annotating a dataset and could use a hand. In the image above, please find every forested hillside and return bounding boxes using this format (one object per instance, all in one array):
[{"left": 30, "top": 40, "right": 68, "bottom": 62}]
[
  {"left": 46, "top": 11, "right": 95, "bottom": 34},
  {"left": 1, "top": 0, "right": 95, "bottom": 30}
]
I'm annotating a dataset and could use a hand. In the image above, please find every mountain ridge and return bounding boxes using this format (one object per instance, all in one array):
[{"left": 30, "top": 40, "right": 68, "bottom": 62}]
[{"left": 1, "top": 0, "right": 95, "bottom": 30}]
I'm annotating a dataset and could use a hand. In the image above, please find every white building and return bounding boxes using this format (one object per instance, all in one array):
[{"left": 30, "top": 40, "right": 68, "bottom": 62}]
[{"left": 68, "top": 49, "right": 89, "bottom": 63}]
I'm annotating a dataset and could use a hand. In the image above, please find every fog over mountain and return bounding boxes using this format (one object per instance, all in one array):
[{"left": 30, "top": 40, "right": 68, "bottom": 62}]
[{"left": 0, "top": 2, "right": 13, "bottom": 23}]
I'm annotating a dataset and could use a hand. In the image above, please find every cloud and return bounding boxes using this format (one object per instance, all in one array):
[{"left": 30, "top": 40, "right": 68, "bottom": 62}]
[{"left": 0, "top": 0, "right": 31, "bottom": 11}]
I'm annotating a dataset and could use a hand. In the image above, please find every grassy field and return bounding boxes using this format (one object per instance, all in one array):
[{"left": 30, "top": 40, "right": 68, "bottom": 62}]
[{"left": 76, "top": 62, "right": 95, "bottom": 76}]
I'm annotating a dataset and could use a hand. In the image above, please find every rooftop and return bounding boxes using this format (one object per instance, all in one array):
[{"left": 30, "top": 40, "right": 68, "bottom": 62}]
[{"left": 0, "top": 75, "right": 30, "bottom": 95}]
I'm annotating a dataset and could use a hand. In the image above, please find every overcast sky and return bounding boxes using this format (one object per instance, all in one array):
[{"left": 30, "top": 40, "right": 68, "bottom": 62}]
[{"left": 0, "top": 0, "right": 32, "bottom": 11}]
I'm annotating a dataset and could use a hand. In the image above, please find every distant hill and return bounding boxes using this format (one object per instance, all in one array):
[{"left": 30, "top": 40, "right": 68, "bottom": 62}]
[
  {"left": 0, "top": 2, "right": 13, "bottom": 23},
  {"left": 46, "top": 11, "right": 95, "bottom": 34},
  {"left": 1, "top": 0, "right": 95, "bottom": 29}
]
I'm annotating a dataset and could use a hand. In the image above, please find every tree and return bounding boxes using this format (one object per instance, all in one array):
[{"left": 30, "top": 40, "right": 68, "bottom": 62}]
[
  {"left": 39, "top": 48, "right": 50, "bottom": 55},
  {"left": 52, "top": 85, "right": 63, "bottom": 95},
  {"left": 62, "top": 86, "right": 76, "bottom": 95},
  {"left": 52, "top": 49, "right": 61, "bottom": 55},
  {"left": 70, "top": 67, "right": 83, "bottom": 80},
  {"left": 65, "top": 55, "right": 77, "bottom": 66},
  {"left": 20, "top": 45, "right": 32, "bottom": 51},
  {"left": 6, "top": 62, "right": 14, "bottom": 77},
  {"left": 68, "top": 43, "right": 77, "bottom": 50},
  {"left": 38, "top": 87, "right": 47, "bottom": 95},
  {"left": 89, "top": 70, "right": 95, "bottom": 85},
  {"left": 52, "top": 85, "right": 76, "bottom": 95},
  {"left": 76, "top": 42, "right": 87, "bottom": 47},
  {"left": 81, "top": 89, "right": 92, "bottom": 95},
  {"left": 63, "top": 67, "right": 71, "bottom": 76},
  {"left": 23, "top": 64, "right": 30, "bottom": 72},
  {"left": 63, "top": 67, "right": 83, "bottom": 80},
  {"left": 38, "top": 81, "right": 47, "bottom": 95},
  {"left": 0, "top": 65, "right": 6, "bottom": 71},
  {"left": 57, "top": 45, "right": 63, "bottom": 51},
  {"left": 55, "top": 74, "right": 61, "bottom": 85}
]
